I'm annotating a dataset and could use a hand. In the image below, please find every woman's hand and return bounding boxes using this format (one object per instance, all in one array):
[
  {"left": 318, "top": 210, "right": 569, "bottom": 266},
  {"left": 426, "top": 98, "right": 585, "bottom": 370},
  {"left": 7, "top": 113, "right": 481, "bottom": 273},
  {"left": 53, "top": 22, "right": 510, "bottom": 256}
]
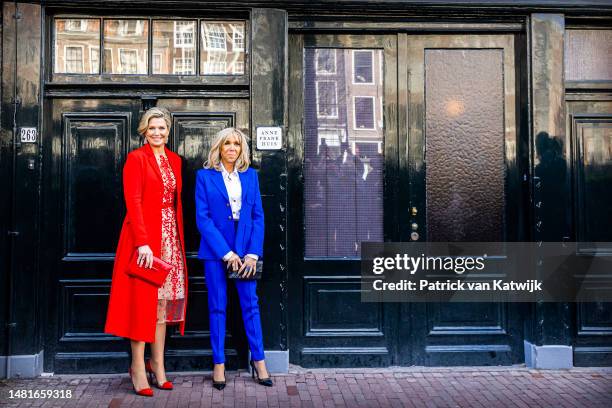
[
  {"left": 238, "top": 256, "right": 257, "bottom": 278},
  {"left": 226, "top": 253, "right": 243, "bottom": 272},
  {"left": 137, "top": 245, "right": 154, "bottom": 268}
]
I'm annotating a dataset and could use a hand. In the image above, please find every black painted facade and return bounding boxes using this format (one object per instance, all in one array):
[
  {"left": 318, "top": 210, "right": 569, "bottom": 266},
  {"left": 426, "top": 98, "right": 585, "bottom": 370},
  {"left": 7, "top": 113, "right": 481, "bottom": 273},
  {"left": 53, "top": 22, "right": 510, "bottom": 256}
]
[{"left": 1, "top": 1, "right": 611, "bottom": 376}]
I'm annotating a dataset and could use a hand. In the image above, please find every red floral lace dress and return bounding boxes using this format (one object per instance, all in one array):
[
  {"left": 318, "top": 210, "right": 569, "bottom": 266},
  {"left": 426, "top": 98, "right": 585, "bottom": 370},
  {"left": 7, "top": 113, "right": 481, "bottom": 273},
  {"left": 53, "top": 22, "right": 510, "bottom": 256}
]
[{"left": 156, "top": 154, "right": 185, "bottom": 324}]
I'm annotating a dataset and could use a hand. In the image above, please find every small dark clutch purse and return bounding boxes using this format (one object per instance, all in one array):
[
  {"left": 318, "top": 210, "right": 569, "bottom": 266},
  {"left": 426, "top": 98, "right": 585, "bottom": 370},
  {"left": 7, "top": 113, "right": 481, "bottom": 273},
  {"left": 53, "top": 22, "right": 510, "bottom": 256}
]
[
  {"left": 127, "top": 252, "right": 173, "bottom": 287},
  {"left": 227, "top": 259, "right": 263, "bottom": 280}
]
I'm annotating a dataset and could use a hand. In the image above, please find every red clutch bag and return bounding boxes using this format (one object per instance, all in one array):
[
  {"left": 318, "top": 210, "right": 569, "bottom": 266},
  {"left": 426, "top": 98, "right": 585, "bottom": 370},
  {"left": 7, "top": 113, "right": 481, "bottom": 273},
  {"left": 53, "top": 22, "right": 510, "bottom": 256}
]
[{"left": 127, "top": 252, "right": 173, "bottom": 287}]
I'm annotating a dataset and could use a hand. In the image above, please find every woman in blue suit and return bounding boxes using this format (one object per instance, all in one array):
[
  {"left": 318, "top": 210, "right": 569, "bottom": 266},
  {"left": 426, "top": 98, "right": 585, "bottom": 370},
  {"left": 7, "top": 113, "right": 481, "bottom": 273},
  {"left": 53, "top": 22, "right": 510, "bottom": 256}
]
[{"left": 195, "top": 127, "right": 272, "bottom": 390}]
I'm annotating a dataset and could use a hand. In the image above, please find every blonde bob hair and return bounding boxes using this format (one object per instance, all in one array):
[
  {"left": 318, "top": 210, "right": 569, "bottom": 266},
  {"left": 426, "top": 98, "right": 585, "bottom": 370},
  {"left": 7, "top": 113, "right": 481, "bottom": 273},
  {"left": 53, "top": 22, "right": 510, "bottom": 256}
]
[
  {"left": 137, "top": 107, "right": 172, "bottom": 136},
  {"left": 204, "top": 127, "right": 251, "bottom": 172}
]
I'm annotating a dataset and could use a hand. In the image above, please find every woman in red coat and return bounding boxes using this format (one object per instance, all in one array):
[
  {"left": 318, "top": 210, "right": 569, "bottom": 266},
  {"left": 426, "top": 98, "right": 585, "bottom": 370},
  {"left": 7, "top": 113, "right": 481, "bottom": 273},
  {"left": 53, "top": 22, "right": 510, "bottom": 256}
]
[{"left": 105, "top": 107, "right": 188, "bottom": 397}]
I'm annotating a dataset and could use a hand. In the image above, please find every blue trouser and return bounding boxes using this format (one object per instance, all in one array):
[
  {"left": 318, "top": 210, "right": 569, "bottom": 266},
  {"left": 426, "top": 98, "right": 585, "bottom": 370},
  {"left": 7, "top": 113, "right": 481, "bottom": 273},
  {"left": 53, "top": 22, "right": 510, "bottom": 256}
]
[{"left": 203, "top": 260, "right": 265, "bottom": 364}]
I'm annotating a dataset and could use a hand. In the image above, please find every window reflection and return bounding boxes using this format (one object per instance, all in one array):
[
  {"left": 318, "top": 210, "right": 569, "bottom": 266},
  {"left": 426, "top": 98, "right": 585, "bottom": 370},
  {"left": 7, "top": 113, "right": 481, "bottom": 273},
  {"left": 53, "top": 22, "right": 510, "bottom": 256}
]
[
  {"left": 153, "top": 20, "right": 196, "bottom": 75},
  {"left": 304, "top": 48, "right": 384, "bottom": 257},
  {"left": 55, "top": 17, "right": 247, "bottom": 77},
  {"left": 103, "top": 20, "right": 148, "bottom": 74},
  {"left": 54, "top": 19, "right": 100, "bottom": 74},
  {"left": 201, "top": 22, "right": 246, "bottom": 75},
  {"left": 353, "top": 50, "right": 374, "bottom": 84}
]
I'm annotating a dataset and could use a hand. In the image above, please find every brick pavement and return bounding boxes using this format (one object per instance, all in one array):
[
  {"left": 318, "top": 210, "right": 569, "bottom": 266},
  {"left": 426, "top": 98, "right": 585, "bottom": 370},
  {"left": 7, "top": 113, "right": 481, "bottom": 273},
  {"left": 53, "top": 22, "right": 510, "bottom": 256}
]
[{"left": 1, "top": 366, "right": 611, "bottom": 407}]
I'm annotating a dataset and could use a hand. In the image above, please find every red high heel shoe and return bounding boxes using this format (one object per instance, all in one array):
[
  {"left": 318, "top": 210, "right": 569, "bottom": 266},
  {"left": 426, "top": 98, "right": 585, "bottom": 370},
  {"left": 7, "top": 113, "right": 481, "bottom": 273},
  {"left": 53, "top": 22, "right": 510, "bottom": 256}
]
[
  {"left": 145, "top": 359, "right": 174, "bottom": 390},
  {"left": 128, "top": 367, "right": 154, "bottom": 397}
]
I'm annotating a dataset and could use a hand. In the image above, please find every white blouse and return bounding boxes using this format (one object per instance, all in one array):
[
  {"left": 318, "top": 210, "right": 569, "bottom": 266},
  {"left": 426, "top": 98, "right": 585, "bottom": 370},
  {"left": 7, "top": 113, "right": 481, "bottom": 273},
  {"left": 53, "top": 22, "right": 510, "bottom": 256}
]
[
  {"left": 220, "top": 165, "right": 258, "bottom": 262},
  {"left": 221, "top": 165, "right": 242, "bottom": 221}
]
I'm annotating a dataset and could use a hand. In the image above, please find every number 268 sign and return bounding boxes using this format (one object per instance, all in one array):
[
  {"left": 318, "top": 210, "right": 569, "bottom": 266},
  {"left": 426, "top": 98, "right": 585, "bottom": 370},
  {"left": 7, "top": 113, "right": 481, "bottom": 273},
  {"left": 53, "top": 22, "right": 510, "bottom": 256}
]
[{"left": 20, "top": 127, "right": 38, "bottom": 143}]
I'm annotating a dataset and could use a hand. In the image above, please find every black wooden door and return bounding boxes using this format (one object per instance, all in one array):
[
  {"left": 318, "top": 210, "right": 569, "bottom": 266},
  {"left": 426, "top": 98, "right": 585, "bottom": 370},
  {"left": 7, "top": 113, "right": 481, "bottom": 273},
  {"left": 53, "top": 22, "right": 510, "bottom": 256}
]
[
  {"left": 566, "top": 98, "right": 612, "bottom": 366},
  {"left": 288, "top": 33, "right": 527, "bottom": 367},
  {"left": 42, "top": 96, "right": 250, "bottom": 373},
  {"left": 288, "top": 34, "right": 402, "bottom": 367},
  {"left": 400, "top": 35, "right": 526, "bottom": 366}
]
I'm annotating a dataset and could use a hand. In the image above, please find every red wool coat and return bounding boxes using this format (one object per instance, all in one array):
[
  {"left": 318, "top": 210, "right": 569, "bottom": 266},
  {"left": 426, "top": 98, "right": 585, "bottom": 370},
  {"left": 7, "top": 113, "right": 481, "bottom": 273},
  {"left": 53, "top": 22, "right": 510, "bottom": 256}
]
[{"left": 104, "top": 143, "right": 188, "bottom": 343}]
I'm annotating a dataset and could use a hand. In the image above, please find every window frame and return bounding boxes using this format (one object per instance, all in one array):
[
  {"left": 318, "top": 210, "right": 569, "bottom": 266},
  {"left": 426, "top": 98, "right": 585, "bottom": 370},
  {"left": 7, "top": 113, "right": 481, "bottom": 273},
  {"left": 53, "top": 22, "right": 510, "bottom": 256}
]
[
  {"left": 152, "top": 52, "right": 163, "bottom": 74},
  {"left": 353, "top": 95, "right": 376, "bottom": 130},
  {"left": 117, "top": 19, "right": 145, "bottom": 36},
  {"left": 64, "top": 44, "right": 85, "bottom": 74},
  {"left": 203, "top": 51, "right": 228, "bottom": 75},
  {"left": 316, "top": 80, "right": 339, "bottom": 119},
  {"left": 316, "top": 49, "right": 337, "bottom": 75},
  {"left": 202, "top": 22, "right": 228, "bottom": 51},
  {"left": 49, "top": 14, "right": 249, "bottom": 85},
  {"left": 89, "top": 46, "right": 100, "bottom": 74},
  {"left": 231, "top": 24, "right": 245, "bottom": 52},
  {"left": 173, "top": 20, "right": 196, "bottom": 49},
  {"left": 117, "top": 48, "right": 140, "bottom": 75},
  {"left": 352, "top": 50, "right": 374, "bottom": 85},
  {"left": 65, "top": 19, "right": 87, "bottom": 32},
  {"left": 172, "top": 57, "right": 196, "bottom": 75}
]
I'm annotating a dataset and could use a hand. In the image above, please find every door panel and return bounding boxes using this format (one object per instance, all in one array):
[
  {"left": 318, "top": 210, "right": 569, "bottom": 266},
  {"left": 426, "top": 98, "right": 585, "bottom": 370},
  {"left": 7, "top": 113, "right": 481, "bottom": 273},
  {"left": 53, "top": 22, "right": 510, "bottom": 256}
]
[
  {"left": 288, "top": 34, "right": 399, "bottom": 367},
  {"left": 402, "top": 35, "right": 524, "bottom": 365},
  {"left": 43, "top": 97, "right": 250, "bottom": 373},
  {"left": 567, "top": 98, "right": 612, "bottom": 366}
]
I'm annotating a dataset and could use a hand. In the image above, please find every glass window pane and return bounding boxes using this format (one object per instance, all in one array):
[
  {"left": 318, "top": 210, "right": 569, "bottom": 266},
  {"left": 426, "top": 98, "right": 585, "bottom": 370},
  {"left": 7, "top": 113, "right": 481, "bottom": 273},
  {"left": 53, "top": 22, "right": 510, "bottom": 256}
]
[
  {"left": 316, "top": 49, "right": 336, "bottom": 74},
  {"left": 354, "top": 97, "right": 375, "bottom": 129},
  {"left": 153, "top": 20, "right": 196, "bottom": 75},
  {"left": 576, "top": 121, "right": 612, "bottom": 243},
  {"left": 54, "top": 19, "right": 100, "bottom": 74},
  {"left": 425, "top": 49, "right": 505, "bottom": 242},
  {"left": 353, "top": 50, "right": 373, "bottom": 84},
  {"left": 200, "top": 21, "right": 246, "bottom": 75},
  {"left": 103, "top": 19, "right": 148, "bottom": 74},
  {"left": 304, "top": 48, "right": 384, "bottom": 258},
  {"left": 316, "top": 81, "right": 338, "bottom": 118},
  {"left": 565, "top": 30, "right": 612, "bottom": 81}
]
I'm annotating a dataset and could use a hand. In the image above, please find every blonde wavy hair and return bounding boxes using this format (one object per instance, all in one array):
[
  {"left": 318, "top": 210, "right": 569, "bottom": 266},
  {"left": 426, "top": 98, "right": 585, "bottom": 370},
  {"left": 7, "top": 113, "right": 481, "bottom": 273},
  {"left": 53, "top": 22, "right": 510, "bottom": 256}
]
[
  {"left": 204, "top": 127, "right": 251, "bottom": 172},
  {"left": 137, "top": 107, "right": 172, "bottom": 136}
]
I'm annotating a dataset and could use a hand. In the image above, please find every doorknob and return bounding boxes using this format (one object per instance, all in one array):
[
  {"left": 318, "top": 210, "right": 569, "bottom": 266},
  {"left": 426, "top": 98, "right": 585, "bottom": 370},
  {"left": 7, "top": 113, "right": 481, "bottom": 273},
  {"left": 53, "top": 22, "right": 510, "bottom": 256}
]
[{"left": 411, "top": 207, "right": 418, "bottom": 216}]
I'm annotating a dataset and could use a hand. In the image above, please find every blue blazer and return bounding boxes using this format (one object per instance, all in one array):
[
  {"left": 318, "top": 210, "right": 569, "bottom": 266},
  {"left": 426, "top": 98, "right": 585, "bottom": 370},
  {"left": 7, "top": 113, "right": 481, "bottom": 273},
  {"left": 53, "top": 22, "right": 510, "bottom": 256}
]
[{"left": 195, "top": 167, "right": 264, "bottom": 260}]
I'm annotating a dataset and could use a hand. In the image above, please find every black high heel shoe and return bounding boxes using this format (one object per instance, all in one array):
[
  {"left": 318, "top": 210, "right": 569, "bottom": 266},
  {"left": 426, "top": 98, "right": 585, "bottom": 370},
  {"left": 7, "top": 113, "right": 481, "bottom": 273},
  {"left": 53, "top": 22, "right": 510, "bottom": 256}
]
[
  {"left": 250, "top": 360, "right": 273, "bottom": 387},
  {"left": 212, "top": 365, "right": 226, "bottom": 391}
]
